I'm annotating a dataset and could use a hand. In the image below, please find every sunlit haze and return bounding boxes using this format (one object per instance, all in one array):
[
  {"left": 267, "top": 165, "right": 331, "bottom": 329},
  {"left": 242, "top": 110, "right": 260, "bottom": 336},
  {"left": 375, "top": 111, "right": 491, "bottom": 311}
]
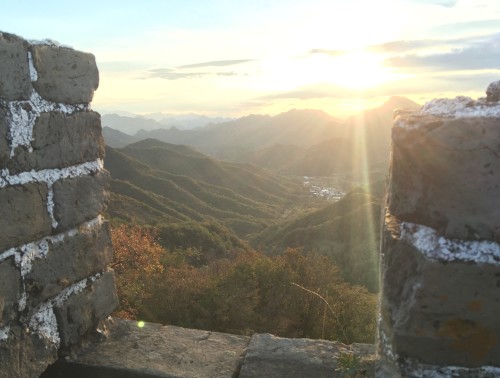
[{"left": 2, "top": 0, "right": 499, "bottom": 117}]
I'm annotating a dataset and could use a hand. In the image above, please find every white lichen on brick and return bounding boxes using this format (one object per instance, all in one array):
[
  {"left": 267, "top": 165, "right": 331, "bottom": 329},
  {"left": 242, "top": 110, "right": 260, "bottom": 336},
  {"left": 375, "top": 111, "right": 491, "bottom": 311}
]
[
  {"left": 0, "top": 247, "right": 20, "bottom": 264},
  {"left": 0, "top": 326, "right": 10, "bottom": 342},
  {"left": 53, "top": 272, "right": 101, "bottom": 307},
  {"left": 27, "top": 51, "right": 38, "bottom": 82},
  {"left": 403, "top": 361, "right": 500, "bottom": 378},
  {"left": 0, "top": 159, "right": 103, "bottom": 189},
  {"left": 18, "top": 291, "right": 27, "bottom": 312},
  {"left": 29, "top": 302, "right": 60, "bottom": 345},
  {"left": 421, "top": 96, "right": 500, "bottom": 118},
  {"left": 27, "top": 271, "right": 102, "bottom": 347},
  {"left": 400, "top": 222, "right": 500, "bottom": 264},
  {"left": 19, "top": 240, "right": 49, "bottom": 277},
  {"left": 378, "top": 318, "right": 398, "bottom": 363},
  {"left": 28, "top": 38, "right": 73, "bottom": 49},
  {"left": 0, "top": 215, "right": 103, "bottom": 275},
  {"left": 46, "top": 186, "right": 58, "bottom": 229},
  {"left": 7, "top": 89, "right": 88, "bottom": 157}
]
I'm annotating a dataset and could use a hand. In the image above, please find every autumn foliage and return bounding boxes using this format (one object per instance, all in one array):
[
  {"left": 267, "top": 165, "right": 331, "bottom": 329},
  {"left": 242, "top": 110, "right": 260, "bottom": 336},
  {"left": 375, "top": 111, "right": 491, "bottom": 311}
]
[{"left": 111, "top": 224, "right": 377, "bottom": 343}]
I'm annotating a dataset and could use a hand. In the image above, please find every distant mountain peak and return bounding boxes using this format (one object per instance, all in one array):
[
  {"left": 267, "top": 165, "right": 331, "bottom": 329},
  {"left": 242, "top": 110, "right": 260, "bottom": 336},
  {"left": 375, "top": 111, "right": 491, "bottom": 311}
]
[{"left": 381, "top": 96, "right": 421, "bottom": 111}]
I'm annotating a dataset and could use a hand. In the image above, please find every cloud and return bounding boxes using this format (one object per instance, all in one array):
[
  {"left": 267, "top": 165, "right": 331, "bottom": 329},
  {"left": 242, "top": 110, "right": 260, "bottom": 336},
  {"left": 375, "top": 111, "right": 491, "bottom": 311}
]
[
  {"left": 261, "top": 87, "right": 356, "bottom": 101},
  {"left": 178, "top": 59, "right": 254, "bottom": 69},
  {"left": 385, "top": 33, "right": 500, "bottom": 71},
  {"left": 145, "top": 67, "right": 241, "bottom": 80},
  {"left": 309, "top": 49, "right": 345, "bottom": 56},
  {"left": 147, "top": 68, "right": 203, "bottom": 80},
  {"left": 406, "top": 0, "right": 458, "bottom": 7},
  {"left": 311, "top": 35, "right": 482, "bottom": 57},
  {"left": 433, "top": 19, "right": 500, "bottom": 34}
]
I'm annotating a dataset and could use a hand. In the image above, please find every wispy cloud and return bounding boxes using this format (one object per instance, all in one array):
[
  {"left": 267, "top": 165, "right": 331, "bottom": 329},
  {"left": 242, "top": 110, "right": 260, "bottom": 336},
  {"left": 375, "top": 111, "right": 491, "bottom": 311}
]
[
  {"left": 310, "top": 32, "right": 500, "bottom": 74},
  {"left": 407, "top": 0, "right": 458, "bottom": 7},
  {"left": 259, "top": 85, "right": 357, "bottom": 100},
  {"left": 146, "top": 68, "right": 239, "bottom": 80},
  {"left": 144, "top": 58, "right": 254, "bottom": 80},
  {"left": 178, "top": 59, "right": 254, "bottom": 69},
  {"left": 147, "top": 68, "right": 203, "bottom": 80},
  {"left": 384, "top": 33, "right": 500, "bottom": 71}
]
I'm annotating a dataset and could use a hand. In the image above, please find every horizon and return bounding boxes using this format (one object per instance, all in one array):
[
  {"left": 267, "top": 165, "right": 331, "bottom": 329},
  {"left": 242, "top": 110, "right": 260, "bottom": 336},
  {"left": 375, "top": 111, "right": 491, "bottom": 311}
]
[
  {"left": 2, "top": 0, "right": 499, "bottom": 117},
  {"left": 101, "top": 94, "right": 416, "bottom": 121}
]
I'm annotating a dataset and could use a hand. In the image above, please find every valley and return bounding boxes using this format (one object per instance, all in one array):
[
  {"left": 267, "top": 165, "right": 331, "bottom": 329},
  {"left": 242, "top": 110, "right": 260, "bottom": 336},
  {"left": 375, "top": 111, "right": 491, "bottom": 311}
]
[{"left": 104, "top": 96, "right": 419, "bottom": 342}]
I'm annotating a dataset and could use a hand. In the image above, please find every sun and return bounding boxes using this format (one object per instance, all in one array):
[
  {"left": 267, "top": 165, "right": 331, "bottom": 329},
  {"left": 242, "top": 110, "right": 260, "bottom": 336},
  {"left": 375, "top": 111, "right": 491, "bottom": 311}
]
[
  {"left": 308, "top": 50, "right": 397, "bottom": 90},
  {"left": 256, "top": 49, "right": 398, "bottom": 93}
]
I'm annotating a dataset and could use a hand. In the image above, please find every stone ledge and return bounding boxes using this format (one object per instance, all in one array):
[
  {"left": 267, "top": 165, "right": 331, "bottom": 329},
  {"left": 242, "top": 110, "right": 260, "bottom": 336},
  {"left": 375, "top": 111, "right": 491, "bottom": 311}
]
[{"left": 41, "top": 318, "right": 376, "bottom": 378}]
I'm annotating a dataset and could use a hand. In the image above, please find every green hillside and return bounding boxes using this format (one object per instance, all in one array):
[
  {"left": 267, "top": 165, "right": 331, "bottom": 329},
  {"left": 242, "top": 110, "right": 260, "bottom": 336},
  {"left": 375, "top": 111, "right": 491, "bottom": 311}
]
[
  {"left": 104, "top": 140, "right": 307, "bottom": 253},
  {"left": 252, "top": 190, "right": 382, "bottom": 292}
]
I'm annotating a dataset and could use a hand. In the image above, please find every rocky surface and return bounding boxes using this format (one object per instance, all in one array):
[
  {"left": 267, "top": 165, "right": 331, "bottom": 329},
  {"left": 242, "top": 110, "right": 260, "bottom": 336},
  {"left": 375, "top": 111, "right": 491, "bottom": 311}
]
[
  {"left": 0, "top": 182, "right": 52, "bottom": 251},
  {"left": 240, "top": 333, "right": 375, "bottom": 378},
  {"left": 486, "top": 80, "right": 500, "bottom": 102},
  {"left": 30, "top": 44, "right": 99, "bottom": 104},
  {"left": 25, "top": 221, "right": 114, "bottom": 308},
  {"left": 389, "top": 115, "right": 500, "bottom": 242},
  {"left": 42, "top": 318, "right": 376, "bottom": 378},
  {"left": 0, "top": 32, "right": 32, "bottom": 101},
  {"left": 8, "top": 111, "right": 104, "bottom": 173},
  {"left": 53, "top": 170, "right": 110, "bottom": 231}
]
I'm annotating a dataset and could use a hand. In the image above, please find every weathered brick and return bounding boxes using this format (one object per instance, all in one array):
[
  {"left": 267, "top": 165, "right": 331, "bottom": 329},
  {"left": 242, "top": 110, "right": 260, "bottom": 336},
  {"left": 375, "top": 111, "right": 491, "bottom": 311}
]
[
  {"left": 8, "top": 111, "right": 104, "bottom": 174},
  {"left": 388, "top": 115, "right": 500, "bottom": 242},
  {"left": 25, "top": 221, "right": 113, "bottom": 307},
  {"left": 30, "top": 45, "right": 98, "bottom": 104},
  {"left": 0, "top": 32, "right": 32, "bottom": 101},
  {"left": 0, "top": 108, "right": 8, "bottom": 169},
  {"left": 54, "top": 270, "right": 118, "bottom": 348},
  {"left": 0, "top": 183, "right": 52, "bottom": 251},
  {"left": 0, "top": 325, "right": 58, "bottom": 378},
  {"left": 53, "top": 170, "right": 110, "bottom": 231},
  {"left": 379, "top": 219, "right": 500, "bottom": 368},
  {"left": 0, "top": 258, "right": 20, "bottom": 327}
]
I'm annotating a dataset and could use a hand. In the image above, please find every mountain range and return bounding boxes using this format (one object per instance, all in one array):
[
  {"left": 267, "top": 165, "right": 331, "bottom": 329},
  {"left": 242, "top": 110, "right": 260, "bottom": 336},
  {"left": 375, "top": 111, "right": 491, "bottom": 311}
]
[
  {"left": 103, "top": 96, "right": 420, "bottom": 179},
  {"left": 101, "top": 113, "right": 233, "bottom": 136}
]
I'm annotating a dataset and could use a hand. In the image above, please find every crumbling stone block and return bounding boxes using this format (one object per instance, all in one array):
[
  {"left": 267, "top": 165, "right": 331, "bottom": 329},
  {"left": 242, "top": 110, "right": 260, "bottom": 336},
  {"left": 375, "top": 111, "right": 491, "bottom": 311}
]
[
  {"left": 54, "top": 270, "right": 118, "bottom": 348},
  {"left": 0, "top": 182, "right": 52, "bottom": 251},
  {"left": 0, "top": 32, "right": 32, "bottom": 101},
  {"left": 388, "top": 115, "right": 500, "bottom": 242},
  {"left": 53, "top": 170, "right": 110, "bottom": 231},
  {"left": 379, "top": 217, "right": 500, "bottom": 368},
  {"left": 0, "top": 258, "right": 21, "bottom": 327},
  {"left": 0, "top": 325, "right": 58, "bottom": 378},
  {"left": 486, "top": 80, "right": 500, "bottom": 102},
  {"left": 25, "top": 221, "right": 113, "bottom": 307},
  {"left": 30, "top": 44, "right": 99, "bottom": 104},
  {"left": 240, "top": 334, "right": 375, "bottom": 378},
  {"left": 8, "top": 111, "right": 104, "bottom": 173}
]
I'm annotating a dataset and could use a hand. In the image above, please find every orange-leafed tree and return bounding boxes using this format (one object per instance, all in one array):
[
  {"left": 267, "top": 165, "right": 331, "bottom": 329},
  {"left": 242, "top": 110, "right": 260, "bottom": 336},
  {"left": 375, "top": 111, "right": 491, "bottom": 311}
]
[{"left": 111, "top": 224, "right": 165, "bottom": 319}]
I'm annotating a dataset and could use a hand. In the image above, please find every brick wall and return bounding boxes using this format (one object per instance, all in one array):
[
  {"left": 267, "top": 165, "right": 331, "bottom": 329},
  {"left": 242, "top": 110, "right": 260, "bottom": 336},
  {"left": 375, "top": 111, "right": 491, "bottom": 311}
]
[
  {"left": 377, "top": 88, "right": 500, "bottom": 377},
  {"left": 0, "top": 32, "right": 117, "bottom": 378}
]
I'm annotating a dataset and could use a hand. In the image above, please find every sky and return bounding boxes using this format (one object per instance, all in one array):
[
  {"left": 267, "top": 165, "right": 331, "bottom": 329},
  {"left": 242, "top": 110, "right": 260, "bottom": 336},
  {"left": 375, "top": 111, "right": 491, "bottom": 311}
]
[{"left": 1, "top": 0, "right": 499, "bottom": 117}]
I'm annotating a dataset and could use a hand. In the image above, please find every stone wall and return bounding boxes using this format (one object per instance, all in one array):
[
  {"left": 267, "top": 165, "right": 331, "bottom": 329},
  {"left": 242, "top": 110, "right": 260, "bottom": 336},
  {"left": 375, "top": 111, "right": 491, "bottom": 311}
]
[
  {"left": 377, "top": 84, "right": 500, "bottom": 377},
  {"left": 0, "top": 32, "right": 117, "bottom": 377}
]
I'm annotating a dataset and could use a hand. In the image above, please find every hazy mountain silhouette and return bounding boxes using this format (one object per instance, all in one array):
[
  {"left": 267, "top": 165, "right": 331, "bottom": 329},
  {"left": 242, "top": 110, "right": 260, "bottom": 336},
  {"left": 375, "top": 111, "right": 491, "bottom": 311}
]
[
  {"left": 103, "top": 126, "right": 141, "bottom": 148},
  {"left": 235, "top": 96, "right": 421, "bottom": 176},
  {"left": 101, "top": 113, "right": 231, "bottom": 135},
  {"left": 103, "top": 96, "right": 420, "bottom": 178}
]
